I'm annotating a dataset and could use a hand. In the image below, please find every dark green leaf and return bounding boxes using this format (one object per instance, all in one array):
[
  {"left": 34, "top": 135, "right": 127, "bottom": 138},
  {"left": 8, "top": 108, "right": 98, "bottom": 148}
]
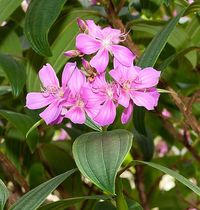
[
  {"left": 85, "top": 116, "right": 102, "bottom": 132},
  {"left": 0, "top": 54, "right": 26, "bottom": 97},
  {"left": 127, "top": 199, "right": 143, "bottom": 210},
  {"left": 26, "top": 119, "right": 44, "bottom": 139},
  {"left": 0, "top": 110, "right": 39, "bottom": 152},
  {"left": 94, "top": 201, "right": 117, "bottom": 210},
  {"left": 73, "top": 129, "right": 133, "bottom": 194},
  {"left": 0, "top": 0, "right": 23, "bottom": 24},
  {"left": 0, "top": 179, "right": 9, "bottom": 210},
  {"left": 38, "top": 195, "right": 112, "bottom": 210},
  {"left": 10, "top": 169, "right": 77, "bottom": 210},
  {"left": 24, "top": 0, "right": 67, "bottom": 56},
  {"left": 137, "top": 9, "right": 186, "bottom": 68},
  {"left": 135, "top": 160, "right": 200, "bottom": 196}
]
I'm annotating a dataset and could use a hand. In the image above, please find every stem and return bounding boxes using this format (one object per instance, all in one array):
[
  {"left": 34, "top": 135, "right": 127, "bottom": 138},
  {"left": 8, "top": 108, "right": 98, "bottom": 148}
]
[{"left": 115, "top": 177, "right": 128, "bottom": 210}]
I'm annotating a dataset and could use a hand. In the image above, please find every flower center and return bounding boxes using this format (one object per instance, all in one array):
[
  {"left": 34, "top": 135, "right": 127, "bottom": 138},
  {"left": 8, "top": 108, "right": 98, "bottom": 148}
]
[
  {"left": 42, "top": 85, "right": 64, "bottom": 98},
  {"left": 76, "top": 99, "right": 85, "bottom": 108},
  {"left": 123, "top": 81, "right": 131, "bottom": 90},
  {"left": 102, "top": 39, "right": 111, "bottom": 49}
]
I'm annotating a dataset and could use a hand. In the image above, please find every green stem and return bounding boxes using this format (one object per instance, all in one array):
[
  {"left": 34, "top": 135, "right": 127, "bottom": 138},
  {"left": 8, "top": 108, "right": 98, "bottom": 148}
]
[{"left": 115, "top": 177, "right": 128, "bottom": 210}]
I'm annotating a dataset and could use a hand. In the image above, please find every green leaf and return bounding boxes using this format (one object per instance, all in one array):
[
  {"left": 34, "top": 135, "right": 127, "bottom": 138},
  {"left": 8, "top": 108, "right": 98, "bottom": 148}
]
[
  {"left": 10, "top": 169, "right": 77, "bottom": 210},
  {"left": 0, "top": 54, "right": 26, "bottom": 97},
  {"left": 94, "top": 201, "right": 117, "bottom": 210},
  {"left": 137, "top": 9, "right": 186, "bottom": 68},
  {"left": 84, "top": 116, "right": 102, "bottom": 132},
  {"left": 26, "top": 119, "right": 44, "bottom": 139},
  {"left": 184, "top": 1, "right": 200, "bottom": 16},
  {"left": 127, "top": 199, "right": 143, "bottom": 210},
  {"left": 24, "top": 0, "right": 67, "bottom": 56},
  {"left": 0, "top": 0, "right": 23, "bottom": 24},
  {"left": 0, "top": 110, "right": 39, "bottom": 152},
  {"left": 0, "top": 179, "right": 9, "bottom": 210},
  {"left": 38, "top": 195, "right": 112, "bottom": 210},
  {"left": 72, "top": 129, "right": 133, "bottom": 194},
  {"left": 134, "top": 160, "right": 200, "bottom": 196}
]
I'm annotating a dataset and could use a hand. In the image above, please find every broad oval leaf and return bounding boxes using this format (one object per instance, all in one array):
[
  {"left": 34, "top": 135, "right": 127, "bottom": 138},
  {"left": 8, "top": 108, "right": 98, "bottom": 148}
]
[
  {"left": 0, "top": 0, "right": 22, "bottom": 24},
  {"left": 135, "top": 160, "right": 200, "bottom": 196},
  {"left": 0, "top": 54, "right": 26, "bottom": 97},
  {"left": 10, "top": 169, "right": 77, "bottom": 210},
  {"left": 0, "top": 179, "right": 9, "bottom": 210},
  {"left": 24, "top": 0, "right": 67, "bottom": 56},
  {"left": 38, "top": 195, "right": 112, "bottom": 210},
  {"left": 0, "top": 110, "right": 39, "bottom": 152},
  {"left": 72, "top": 129, "right": 133, "bottom": 194}
]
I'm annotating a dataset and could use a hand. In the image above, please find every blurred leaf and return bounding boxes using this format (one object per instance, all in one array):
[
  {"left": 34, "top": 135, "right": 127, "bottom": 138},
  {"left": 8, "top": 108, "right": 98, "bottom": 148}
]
[
  {"left": 85, "top": 116, "right": 102, "bottom": 132},
  {"left": 127, "top": 199, "right": 143, "bottom": 210},
  {"left": 137, "top": 9, "right": 186, "bottom": 67},
  {"left": 184, "top": 1, "right": 200, "bottom": 16},
  {"left": 10, "top": 169, "right": 77, "bottom": 210},
  {"left": 0, "top": 0, "right": 23, "bottom": 24},
  {"left": 134, "top": 160, "right": 200, "bottom": 196},
  {"left": 73, "top": 129, "right": 133, "bottom": 194},
  {"left": 47, "top": 9, "right": 100, "bottom": 73},
  {"left": 78, "top": 0, "right": 92, "bottom": 7},
  {"left": 94, "top": 201, "right": 117, "bottom": 210},
  {"left": 24, "top": 0, "right": 67, "bottom": 56},
  {"left": 0, "top": 86, "right": 12, "bottom": 96},
  {"left": 132, "top": 107, "right": 146, "bottom": 135},
  {"left": 38, "top": 195, "right": 112, "bottom": 210},
  {"left": 0, "top": 54, "right": 26, "bottom": 97},
  {"left": 0, "top": 110, "right": 39, "bottom": 152},
  {"left": 0, "top": 179, "right": 9, "bottom": 210},
  {"left": 26, "top": 119, "right": 43, "bottom": 139}
]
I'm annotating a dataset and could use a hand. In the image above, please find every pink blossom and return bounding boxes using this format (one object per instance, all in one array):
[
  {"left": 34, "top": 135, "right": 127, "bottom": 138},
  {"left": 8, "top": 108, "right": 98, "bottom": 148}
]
[
  {"left": 62, "top": 66, "right": 100, "bottom": 124},
  {"left": 26, "top": 63, "right": 76, "bottom": 125},
  {"left": 161, "top": 108, "right": 171, "bottom": 118},
  {"left": 110, "top": 62, "right": 160, "bottom": 124},
  {"left": 90, "top": 74, "right": 118, "bottom": 126},
  {"left": 76, "top": 20, "right": 135, "bottom": 73},
  {"left": 155, "top": 140, "right": 168, "bottom": 157}
]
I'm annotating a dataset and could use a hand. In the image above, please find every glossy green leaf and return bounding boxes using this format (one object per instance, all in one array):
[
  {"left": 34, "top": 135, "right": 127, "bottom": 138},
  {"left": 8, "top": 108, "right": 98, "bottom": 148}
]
[
  {"left": 85, "top": 116, "right": 102, "bottom": 132},
  {"left": 38, "top": 195, "right": 112, "bottom": 210},
  {"left": 47, "top": 9, "right": 100, "bottom": 73},
  {"left": 134, "top": 161, "right": 200, "bottom": 196},
  {"left": 0, "top": 0, "right": 23, "bottom": 24},
  {"left": 0, "top": 179, "right": 9, "bottom": 210},
  {"left": 0, "top": 54, "right": 26, "bottom": 97},
  {"left": 10, "top": 169, "right": 77, "bottom": 210},
  {"left": 26, "top": 119, "right": 44, "bottom": 139},
  {"left": 24, "top": 0, "right": 67, "bottom": 56},
  {"left": 0, "top": 110, "right": 39, "bottom": 152},
  {"left": 137, "top": 9, "right": 186, "bottom": 68},
  {"left": 73, "top": 129, "right": 133, "bottom": 194}
]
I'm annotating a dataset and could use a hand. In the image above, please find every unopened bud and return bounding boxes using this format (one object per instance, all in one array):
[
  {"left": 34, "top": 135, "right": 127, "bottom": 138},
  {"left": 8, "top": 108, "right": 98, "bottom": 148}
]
[
  {"left": 64, "top": 50, "right": 81, "bottom": 57},
  {"left": 82, "top": 58, "right": 90, "bottom": 70},
  {"left": 77, "top": 18, "right": 88, "bottom": 32}
]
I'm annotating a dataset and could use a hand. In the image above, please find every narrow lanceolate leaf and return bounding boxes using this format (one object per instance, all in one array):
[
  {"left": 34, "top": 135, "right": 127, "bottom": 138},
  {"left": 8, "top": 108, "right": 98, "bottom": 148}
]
[
  {"left": 24, "top": 0, "right": 67, "bottom": 56},
  {"left": 0, "top": 0, "right": 23, "bottom": 24},
  {"left": 0, "top": 179, "right": 9, "bottom": 210},
  {"left": 10, "top": 169, "right": 77, "bottom": 210},
  {"left": 0, "top": 110, "right": 39, "bottom": 152},
  {"left": 26, "top": 119, "right": 44, "bottom": 139},
  {"left": 73, "top": 129, "right": 133, "bottom": 194},
  {"left": 135, "top": 161, "right": 200, "bottom": 196},
  {"left": 0, "top": 54, "right": 26, "bottom": 97},
  {"left": 38, "top": 195, "right": 112, "bottom": 210},
  {"left": 85, "top": 116, "right": 102, "bottom": 132},
  {"left": 137, "top": 9, "right": 186, "bottom": 68}
]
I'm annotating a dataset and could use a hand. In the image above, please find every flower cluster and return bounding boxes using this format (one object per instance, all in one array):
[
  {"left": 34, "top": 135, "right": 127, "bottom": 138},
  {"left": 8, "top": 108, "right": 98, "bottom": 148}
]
[{"left": 26, "top": 19, "right": 160, "bottom": 126}]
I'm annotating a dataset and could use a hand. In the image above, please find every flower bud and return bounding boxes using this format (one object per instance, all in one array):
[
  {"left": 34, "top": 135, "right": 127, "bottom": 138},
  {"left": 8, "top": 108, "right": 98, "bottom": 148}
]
[
  {"left": 77, "top": 18, "right": 88, "bottom": 32},
  {"left": 82, "top": 58, "right": 91, "bottom": 70},
  {"left": 64, "top": 50, "right": 81, "bottom": 57}
]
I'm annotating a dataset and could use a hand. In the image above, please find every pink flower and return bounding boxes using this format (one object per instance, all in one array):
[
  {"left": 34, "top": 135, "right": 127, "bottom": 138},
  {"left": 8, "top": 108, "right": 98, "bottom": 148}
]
[
  {"left": 76, "top": 20, "right": 135, "bottom": 73},
  {"left": 90, "top": 74, "right": 118, "bottom": 126},
  {"left": 110, "top": 62, "right": 160, "bottom": 124},
  {"left": 26, "top": 63, "right": 76, "bottom": 125},
  {"left": 155, "top": 140, "right": 168, "bottom": 157},
  {"left": 161, "top": 108, "right": 171, "bottom": 118},
  {"left": 62, "top": 66, "right": 100, "bottom": 124}
]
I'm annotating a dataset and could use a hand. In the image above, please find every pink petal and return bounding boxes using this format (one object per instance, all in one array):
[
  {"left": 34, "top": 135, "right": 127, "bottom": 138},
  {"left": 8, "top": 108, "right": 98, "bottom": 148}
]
[
  {"left": 26, "top": 92, "right": 54, "bottom": 109},
  {"left": 39, "top": 64, "right": 59, "bottom": 88},
  {"left": 86, "top": 20, "right": 102, "bottom": 39},
  {"left": 109, "top": 68, "right": 123, "bottom": 83},
  {"left": 39, "top": 102, "right": 62, "bottom": 125},
  {"left": 148, "top": 88, "right": 160, "bottom": 107},
  {"left": 62, "top": 62, "right": 77, "bottom": 87},
  {"left": 65, "top": 106, "right": 86, "bottom": 124},
  {"left": 135, "top": 67, "right": 161, "bottom": 89},
  {"left": 90, "top": 48, "right": 109, "bottom": 73},
  {"left": 94, "top": 100, "right": 116, "bottom": 126},
  {"left": 118, "top": 89, "right": 130, "bottom": 108},
  {"left": 68, "top": 67, "right": 86, "bottom": 93},
  {"left": 130, "top": 91, "right": 156, "bottom": 110},
  {"left": 76, "top": 34, "right": 101, "bottom": 54},
  {"left": 121, "top": 101, "right": 134, "bottom": 124},
  {"left": 111, "top": 45, "right": 135, "bottom": 67}
]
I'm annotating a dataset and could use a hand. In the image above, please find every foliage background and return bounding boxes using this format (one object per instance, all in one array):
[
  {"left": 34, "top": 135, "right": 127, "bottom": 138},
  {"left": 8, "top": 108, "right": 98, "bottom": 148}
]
[{"left": 0, "top": 0, "right": 200, "bottom": 209}]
